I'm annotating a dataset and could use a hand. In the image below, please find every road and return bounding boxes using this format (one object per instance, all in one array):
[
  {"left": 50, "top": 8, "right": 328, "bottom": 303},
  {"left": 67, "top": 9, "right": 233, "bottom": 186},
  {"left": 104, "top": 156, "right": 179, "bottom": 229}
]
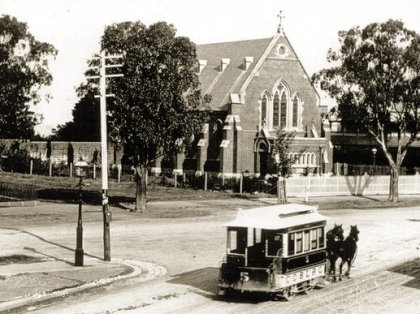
[{"left": 2, "top": 198, "right": 420, "bottom": 313}]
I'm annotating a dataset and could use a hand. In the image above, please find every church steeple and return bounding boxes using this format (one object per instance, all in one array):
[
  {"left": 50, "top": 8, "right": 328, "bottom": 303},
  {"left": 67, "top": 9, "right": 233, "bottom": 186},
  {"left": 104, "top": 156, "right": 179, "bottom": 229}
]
[{"left": 277, "top": 10, "right": 285, "bottom": 35}]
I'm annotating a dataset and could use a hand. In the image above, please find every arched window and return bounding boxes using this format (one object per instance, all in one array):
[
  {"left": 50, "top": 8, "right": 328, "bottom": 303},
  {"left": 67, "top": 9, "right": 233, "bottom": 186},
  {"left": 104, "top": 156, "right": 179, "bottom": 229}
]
[
  {"left": 261, "top": 95, "right": 267, "bottom": 127},
  {"left": 280, "top": 92, "right": 287, "bottom": 128},
  {"left": 273, "top": 92, "right": 279, "bottom": 128},
  {"left": 293, "top": 95, "right": 299, "bottom": 127}
]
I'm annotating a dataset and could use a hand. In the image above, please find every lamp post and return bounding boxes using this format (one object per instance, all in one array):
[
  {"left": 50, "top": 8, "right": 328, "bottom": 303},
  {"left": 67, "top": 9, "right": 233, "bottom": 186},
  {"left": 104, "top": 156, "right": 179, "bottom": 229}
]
[
  {"left": 372, "top": 147, "right": 378, "bottom": 174},
  {"left": 74, "top": 160, "right": 88, "bottom": 266}
]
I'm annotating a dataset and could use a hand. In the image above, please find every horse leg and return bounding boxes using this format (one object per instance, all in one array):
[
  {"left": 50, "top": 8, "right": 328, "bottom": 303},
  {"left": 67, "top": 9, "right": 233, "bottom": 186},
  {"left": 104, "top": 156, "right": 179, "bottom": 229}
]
[
  {"left": 346, "top": 259, "right": 351, "bottom": 278},
  {"left": 339, "top": 259, "right": 344, "bottom": 281}
]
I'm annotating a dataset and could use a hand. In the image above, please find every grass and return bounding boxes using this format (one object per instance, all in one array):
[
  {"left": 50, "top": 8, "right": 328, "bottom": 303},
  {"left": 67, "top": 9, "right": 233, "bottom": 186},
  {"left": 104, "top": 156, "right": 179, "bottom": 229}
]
[
  {"left": 0, "top": 172, "right": 233, "bottom": 205},
  {"left": 0, "top": 254, "right": 44, "bottom": 265},
  {"left": 0, "top": 172, "right": 419, "bottom": 212}
]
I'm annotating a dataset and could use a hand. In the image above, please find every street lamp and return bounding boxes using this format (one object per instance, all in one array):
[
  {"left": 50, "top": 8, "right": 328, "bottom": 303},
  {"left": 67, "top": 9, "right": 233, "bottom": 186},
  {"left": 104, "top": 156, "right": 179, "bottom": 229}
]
[
  {"left": 372, "top": 148, "right": 378, "bottom": 174},
  {"left": 74, "top": 160, "right": 88, "bottom": 266}
]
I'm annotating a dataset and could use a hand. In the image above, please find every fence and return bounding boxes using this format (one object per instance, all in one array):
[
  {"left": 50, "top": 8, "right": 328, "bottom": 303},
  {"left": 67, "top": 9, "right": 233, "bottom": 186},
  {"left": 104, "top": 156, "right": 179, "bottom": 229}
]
[
  {"left": 1, "top": 158, "right": 420, "bottom": 198},
  {"left": 0, "top": 181, "right": 37, "bottom": 200}
]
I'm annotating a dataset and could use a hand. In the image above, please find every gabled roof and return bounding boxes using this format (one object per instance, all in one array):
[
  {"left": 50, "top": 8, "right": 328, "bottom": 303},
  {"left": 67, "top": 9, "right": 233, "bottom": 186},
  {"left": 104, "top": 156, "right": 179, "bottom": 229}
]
[{"left": 197, "top": 38, "right": 273, "bottom": 110}]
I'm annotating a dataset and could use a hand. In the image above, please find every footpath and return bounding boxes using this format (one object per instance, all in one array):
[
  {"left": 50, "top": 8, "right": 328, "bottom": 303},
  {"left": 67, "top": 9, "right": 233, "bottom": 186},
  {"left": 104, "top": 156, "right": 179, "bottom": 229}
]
[{"left": 0, "top": 253, "right": 165, "bottom": 313}]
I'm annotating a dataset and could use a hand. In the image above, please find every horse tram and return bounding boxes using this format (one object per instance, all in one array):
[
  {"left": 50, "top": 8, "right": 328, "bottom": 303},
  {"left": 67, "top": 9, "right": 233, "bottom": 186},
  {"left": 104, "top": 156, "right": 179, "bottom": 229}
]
[{"left": 218, "top": 204, "right": 328, "bottom": 300}]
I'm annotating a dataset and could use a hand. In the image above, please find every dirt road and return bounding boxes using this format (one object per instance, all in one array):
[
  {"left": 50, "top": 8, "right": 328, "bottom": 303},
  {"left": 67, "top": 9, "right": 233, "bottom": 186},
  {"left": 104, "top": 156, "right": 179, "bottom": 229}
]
[{"left": 2, "top": 198, "right": 420, "bottom": 313}]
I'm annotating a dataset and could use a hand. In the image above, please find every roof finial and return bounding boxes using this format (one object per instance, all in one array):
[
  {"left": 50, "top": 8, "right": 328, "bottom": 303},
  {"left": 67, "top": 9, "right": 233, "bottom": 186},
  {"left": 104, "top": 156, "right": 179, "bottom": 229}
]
[{"left": 277, "top": 10, "right": 285, "bottom": 34}]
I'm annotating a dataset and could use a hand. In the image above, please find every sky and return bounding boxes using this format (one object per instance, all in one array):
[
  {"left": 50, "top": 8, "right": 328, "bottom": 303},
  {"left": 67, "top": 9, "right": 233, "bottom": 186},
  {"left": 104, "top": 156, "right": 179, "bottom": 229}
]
[{"left": 1, "top": 0, "right": 419, "bottom": 136}]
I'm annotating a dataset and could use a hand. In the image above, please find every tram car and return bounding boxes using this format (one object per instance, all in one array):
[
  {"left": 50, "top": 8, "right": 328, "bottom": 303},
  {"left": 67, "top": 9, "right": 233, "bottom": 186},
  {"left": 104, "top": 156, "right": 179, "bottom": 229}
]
[{"left": 218, "top": 204, "right": 327, "bottom": 300}]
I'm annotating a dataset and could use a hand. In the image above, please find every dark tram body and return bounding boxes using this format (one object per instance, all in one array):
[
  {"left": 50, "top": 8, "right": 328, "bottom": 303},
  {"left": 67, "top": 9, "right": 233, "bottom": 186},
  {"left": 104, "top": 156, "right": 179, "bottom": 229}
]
[{"left": 218, "top": 204, "right": 327, "bottom": 299}]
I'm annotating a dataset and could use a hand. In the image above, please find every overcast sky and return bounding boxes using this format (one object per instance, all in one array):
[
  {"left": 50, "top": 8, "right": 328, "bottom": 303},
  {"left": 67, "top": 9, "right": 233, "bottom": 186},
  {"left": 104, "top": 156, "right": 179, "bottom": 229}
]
[{"left": 1, "top": 0, "right": 419, "bottom": 136}]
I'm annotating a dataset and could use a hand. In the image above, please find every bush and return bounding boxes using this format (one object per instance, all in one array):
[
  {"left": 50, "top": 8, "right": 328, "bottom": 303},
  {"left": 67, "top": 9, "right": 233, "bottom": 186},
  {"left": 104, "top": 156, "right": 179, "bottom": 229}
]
[{"left": 2, "top": 148, "right": 31, "bottom": 173}]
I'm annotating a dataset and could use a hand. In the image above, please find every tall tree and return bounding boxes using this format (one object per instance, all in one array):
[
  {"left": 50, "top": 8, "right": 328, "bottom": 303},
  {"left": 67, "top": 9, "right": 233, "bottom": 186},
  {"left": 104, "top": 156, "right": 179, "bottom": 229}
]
[
  {"left": 313, "top": 20, "right": 420, "bottom": 202},
  {"left": 0, "top": 15, "right": 57, "bottom": 139},
  {"left": 52, "top": 85, "right": 101, "bottom": 141},
  {"left": 101, "top": 21, "right": 208, "bottom": 211}
]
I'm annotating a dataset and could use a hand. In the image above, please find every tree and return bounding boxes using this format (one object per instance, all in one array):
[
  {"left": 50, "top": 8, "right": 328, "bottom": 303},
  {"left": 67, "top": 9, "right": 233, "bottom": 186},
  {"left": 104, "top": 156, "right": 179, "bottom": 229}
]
[
  {"left": 313, "top": 20, "right": 420, "bottom": 202},
  {"left": 52, "top": 85, "right": 101, "bottom": 141},
  {"left": 101, "top": 21, "right": 208, "bottom": 211},
  {"left": 0, "top": 15, "right": 57, "bottom": 139},
  {"left": 272, "top": 130, "right": 302, "bottom": 204}
]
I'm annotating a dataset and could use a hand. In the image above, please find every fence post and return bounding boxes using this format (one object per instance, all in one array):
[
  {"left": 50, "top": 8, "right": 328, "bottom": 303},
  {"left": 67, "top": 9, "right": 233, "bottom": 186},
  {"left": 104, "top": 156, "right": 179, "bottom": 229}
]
[
  {"left": 204, "top": 172, "right": 208, "bottom": 192},
  {"left": 48, "top": 159, "right": 52, "bottom": 177},
  {"left": 239, "top": 173, "right": 243, "bottom": 194},
  {"left": 93, "top": 164, "right": 96, "bottom": 179},
  {"left": 174, "top": 172, "right": 177, "bottom": 188},
  {"left": 70, "top": 162, "right": 73, "bottom": 178},
  {"left": 117, "top": 164, "right": 121, "bottom": 183},
  {"left": 30, "top": 159, "right": 33, "bottom": 175},
  {"left": 222, "top": 173, "right": 225, "bottom": 187}
]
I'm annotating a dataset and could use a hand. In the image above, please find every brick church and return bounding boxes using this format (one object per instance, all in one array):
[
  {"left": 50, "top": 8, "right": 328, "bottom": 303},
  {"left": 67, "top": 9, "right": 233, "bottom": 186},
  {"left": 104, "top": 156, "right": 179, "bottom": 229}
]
[{"left": 166, "top": 16, "right": 333, "bottom": 176}]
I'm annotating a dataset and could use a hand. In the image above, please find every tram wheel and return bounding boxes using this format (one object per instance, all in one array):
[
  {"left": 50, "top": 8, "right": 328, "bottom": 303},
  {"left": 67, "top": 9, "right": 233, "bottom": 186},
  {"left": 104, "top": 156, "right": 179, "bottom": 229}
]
[{"left": 282, "top": 286, "right": 295, "bottom": 301}]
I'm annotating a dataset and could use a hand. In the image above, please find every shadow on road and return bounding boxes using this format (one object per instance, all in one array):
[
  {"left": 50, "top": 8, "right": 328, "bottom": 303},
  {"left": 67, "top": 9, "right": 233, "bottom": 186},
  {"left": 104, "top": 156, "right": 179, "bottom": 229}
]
[
  {"left": 167, "top": 267, "right": 272, "bottom": 304},
  {"left": 388, "top": 258, "right": 420, "bottom": 290},
  {"left": 0, "top": 227, "right": 102, "bottom": 261}
]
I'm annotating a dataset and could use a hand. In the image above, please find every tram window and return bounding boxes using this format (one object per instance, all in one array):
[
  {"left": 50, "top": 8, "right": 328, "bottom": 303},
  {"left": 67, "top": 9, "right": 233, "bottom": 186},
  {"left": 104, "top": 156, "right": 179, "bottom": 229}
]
[
  {"left": 318, "top": 227, "right": 325, "bottom": 248},
  {"left": 248, "top": 228, "right": 254, "bottom": 245},
  {"left": 288, "top": 233, "right": 295, "bottom": 255},
  {"left": 228, "top": 228, "right": 247, "bottom": 254},
  {"left": 296, "top": 232, "right": 303, "bottom": 253},
  {"left": 304, "top": 230, "right": 310, "bottom": 252},
  {"left": 229, "top": 230, "right": 237, "bottom": 250},
  {"left": 310, "top": 229, "right": 318, "bottom": 249},
  {"left": 255, "top": 228, "right": 262, "bottom": 243}
]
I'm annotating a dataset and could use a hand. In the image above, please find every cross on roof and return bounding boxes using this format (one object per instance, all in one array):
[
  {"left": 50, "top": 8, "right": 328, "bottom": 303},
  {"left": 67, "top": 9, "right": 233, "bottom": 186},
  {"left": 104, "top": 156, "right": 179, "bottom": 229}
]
[{"left": 277, "top": 10, "right": 285, "bottom": 34}]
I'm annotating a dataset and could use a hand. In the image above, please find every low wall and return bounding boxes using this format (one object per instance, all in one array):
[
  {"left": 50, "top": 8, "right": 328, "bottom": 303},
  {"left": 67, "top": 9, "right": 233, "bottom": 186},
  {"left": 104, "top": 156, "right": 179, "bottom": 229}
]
[
  {"left": 286, "top": 174, "right": 420, "bottom": 197},
  {"left": 0, "top": 140, "right": 122, "bottom": 166}
]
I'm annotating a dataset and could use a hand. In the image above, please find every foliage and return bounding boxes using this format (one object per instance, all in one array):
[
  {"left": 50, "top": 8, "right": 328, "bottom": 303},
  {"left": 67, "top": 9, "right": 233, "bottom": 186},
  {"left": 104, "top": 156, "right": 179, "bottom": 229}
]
[
  {"left": 102, "top": 21, "right": 208, "bottom": 164},
  {"left": 52, "top": 87, "right": 101, "bottom": 141},
  {"left": 0, "top": 15, "right": 57, "bottom": 139},
  {"left": 313, "top": 20, "right": 420, "bottom": 201},
  {"left": 272, "top": 130, "right": 300, "bottom": 177},
  {"left": 100, "top": 21, "right": 209, "bottom": 210},
  {"left": 2, "top": 146, "right": 31, "bottom": 173}
]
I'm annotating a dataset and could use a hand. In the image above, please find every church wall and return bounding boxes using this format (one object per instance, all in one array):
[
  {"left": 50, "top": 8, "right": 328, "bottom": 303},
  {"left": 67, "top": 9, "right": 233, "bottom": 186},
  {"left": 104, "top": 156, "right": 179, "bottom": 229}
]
[{"left": 238, "top": 52, "right": 325, "bottom": 173}]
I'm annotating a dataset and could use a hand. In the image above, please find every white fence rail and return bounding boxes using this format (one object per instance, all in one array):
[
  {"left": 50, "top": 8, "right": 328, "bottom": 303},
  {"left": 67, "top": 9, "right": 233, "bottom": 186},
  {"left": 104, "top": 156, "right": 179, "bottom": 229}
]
[{"left": 286, "top": 174, "right": 420, "bottom": 197}]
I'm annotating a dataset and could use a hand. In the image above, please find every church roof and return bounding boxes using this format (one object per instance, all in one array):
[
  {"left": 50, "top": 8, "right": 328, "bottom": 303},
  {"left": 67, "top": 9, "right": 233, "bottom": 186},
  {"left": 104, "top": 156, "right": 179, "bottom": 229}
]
[{"left": 197, "top": 38, "right": 273, "bottom": 110}]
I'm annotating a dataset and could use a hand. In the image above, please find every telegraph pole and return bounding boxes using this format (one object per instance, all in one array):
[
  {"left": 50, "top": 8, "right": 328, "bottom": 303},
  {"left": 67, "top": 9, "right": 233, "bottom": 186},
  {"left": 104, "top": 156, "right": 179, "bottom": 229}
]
[{"left": 87, "top": 51, "right": 123, "bottom": 261}]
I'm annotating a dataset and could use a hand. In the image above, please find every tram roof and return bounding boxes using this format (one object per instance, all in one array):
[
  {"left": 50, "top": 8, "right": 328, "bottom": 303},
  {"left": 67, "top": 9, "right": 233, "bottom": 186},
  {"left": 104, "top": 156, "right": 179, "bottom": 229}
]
[{"left": 225, "top": 204, "right": 327, "bottom": 230}]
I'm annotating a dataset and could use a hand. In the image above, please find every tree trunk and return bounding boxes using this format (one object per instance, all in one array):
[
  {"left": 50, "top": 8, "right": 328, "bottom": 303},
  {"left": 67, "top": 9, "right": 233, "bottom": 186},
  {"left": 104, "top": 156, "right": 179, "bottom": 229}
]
[
  {"left": 388, "top": 166, "right": 399, "bottom": 203},
  {"left": 277, "top": 176, "right": 287, "bottom": 204},
  {"left": 134, "top": 165, "right": 147, "bottom": 212}
]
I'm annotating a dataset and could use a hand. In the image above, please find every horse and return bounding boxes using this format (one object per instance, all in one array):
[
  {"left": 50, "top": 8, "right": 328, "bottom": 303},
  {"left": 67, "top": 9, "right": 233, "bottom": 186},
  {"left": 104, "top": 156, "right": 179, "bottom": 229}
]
[
  {"left": 338, "top": 225, "right": 359, "bottom": 279},
  {"left": 326, "top": 224, "right": 344, "bottom": 280}
]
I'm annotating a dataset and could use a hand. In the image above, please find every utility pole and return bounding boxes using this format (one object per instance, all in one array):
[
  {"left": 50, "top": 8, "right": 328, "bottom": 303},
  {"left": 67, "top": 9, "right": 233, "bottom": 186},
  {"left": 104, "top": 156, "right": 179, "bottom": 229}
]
[{"left": 87, "top": 51, "right": 123, "bottom": 261}]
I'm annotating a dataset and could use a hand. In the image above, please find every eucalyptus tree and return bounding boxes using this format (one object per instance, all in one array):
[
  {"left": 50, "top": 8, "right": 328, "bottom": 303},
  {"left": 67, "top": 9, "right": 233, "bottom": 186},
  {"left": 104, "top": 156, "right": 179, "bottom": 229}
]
[
  {"left": 0, "top": 15, "right": 57, "bottom": 139},
  {"left": 101, "top": 21, "right": 208, "bottom": 211},
  {"left": 313, "top": 20, "right": 420, "bottom": 202}
]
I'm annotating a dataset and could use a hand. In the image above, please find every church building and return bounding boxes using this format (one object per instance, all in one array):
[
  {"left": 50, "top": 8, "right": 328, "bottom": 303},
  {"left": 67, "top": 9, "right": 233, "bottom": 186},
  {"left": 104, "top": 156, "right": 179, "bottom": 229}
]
[{"left": 169, "top": 15, "right": 333, "bottom": 176}]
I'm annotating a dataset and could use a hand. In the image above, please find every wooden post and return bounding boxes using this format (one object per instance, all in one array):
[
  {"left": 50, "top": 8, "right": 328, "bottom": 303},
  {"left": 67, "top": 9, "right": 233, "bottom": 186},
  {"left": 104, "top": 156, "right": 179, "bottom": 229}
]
[
  {"left": 117, "top": 164, "right": 121, "bottom": 183},
  {"left": 174, "top": 172, "right": 178, "bottom": 188},
  {"left": 48, "top": 159, "right": 52, "bottom": 177},
  {"left": 204, "top": 172, "right": 208, "bottom": 191},
  {"left": 30, "top": 159, "right": 33, "bottom": 175},
  {"left": 70, "top": 162, "right": 73, "bottom": 178},
  {"left": 93, "top": 164, "right": 96, "bottom": 179},
  {"left": 239, "top": 173, "right": 243, "bottom": 194}
]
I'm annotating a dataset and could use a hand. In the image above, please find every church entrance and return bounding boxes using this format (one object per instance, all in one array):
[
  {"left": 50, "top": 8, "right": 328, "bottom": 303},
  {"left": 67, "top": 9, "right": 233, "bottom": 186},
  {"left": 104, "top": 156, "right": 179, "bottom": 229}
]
[{"left": 258, "top": 143, "right": 269, "bottom": 175}]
